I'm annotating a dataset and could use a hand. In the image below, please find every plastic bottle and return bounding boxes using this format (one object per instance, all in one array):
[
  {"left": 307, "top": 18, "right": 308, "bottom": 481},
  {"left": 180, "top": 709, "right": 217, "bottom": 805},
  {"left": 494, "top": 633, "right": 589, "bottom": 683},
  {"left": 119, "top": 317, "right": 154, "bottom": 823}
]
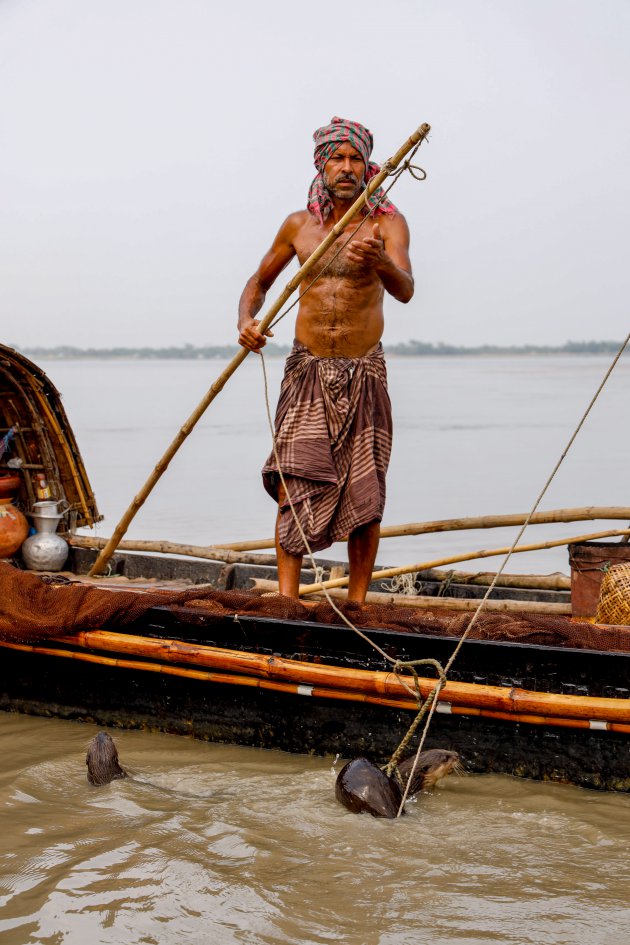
[{"left": 35, "top": 473, "right": 52, "bottom": 501}]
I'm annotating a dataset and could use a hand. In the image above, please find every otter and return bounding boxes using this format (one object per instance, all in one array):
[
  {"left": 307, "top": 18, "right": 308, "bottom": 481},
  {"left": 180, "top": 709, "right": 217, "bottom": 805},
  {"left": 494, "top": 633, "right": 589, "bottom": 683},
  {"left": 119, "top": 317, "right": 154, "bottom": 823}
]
[
  {"left": 397, "top": 748, "right": 461, "bottom": 795},
  {"left": 335, "top": 749, "right": 460, "bottom": 818},
  {"left": 86, "top": 731, "right": 127, "bottom": 786}
]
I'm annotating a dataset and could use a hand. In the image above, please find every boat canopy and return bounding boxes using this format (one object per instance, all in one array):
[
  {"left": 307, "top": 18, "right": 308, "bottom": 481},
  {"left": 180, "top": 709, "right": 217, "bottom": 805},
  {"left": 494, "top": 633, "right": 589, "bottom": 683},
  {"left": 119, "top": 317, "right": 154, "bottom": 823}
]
[{"left": 0, "top": 344, "right": 100, "bottom": 528}]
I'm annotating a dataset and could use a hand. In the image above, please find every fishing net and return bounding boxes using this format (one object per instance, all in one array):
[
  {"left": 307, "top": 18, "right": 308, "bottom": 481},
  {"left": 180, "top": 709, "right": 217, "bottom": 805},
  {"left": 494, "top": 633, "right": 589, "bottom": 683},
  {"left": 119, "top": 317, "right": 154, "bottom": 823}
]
[
  {"left": 2, "top": 560, "right": 630, "bottom": 652},
  {"left": 595, "top": 563, "right": 630, "bottom": 626}
]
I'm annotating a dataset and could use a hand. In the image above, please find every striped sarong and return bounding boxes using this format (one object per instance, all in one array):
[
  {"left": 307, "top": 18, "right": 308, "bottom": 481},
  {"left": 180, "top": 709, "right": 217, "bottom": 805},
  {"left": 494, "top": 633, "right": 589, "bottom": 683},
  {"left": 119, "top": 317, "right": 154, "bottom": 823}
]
[{"left": 262, "top": 341, "right": 393, "bottom": 555}]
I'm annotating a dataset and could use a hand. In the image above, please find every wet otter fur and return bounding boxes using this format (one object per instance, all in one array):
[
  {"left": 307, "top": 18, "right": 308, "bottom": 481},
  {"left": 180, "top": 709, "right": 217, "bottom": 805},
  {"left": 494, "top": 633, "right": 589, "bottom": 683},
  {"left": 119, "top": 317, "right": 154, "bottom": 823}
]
[
  {"left": 397, "top": 749, "right": 461, "bottom": 795},
  {"left": 86, "top": 731, "right": 128, "bottom": 786},
  {"left": 335, "top": 749, "right": 460, "bottom": 818}
]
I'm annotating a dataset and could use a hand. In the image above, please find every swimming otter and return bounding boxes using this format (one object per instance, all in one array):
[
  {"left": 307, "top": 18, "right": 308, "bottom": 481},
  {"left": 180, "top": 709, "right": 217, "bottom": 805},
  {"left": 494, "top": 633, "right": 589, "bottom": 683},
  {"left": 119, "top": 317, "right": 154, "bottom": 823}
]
[
  {"left": 86, "top": 731, "right": 128, "bottom": 785},
  {"left": 397, "top": 748, "right": 461, "bottom": 794},
  {"left": 335, "top": 749, "right": 460, "bottom": 818}
]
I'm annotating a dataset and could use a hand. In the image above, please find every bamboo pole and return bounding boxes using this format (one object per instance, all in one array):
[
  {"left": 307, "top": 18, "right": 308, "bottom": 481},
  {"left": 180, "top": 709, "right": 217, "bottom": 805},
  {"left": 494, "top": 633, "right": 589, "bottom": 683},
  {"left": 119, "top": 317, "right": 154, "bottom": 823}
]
[
  {"left": 414, "top": 568, "right": 571, "bottom": 591},
  {"left": 297, "top": 528, "right": 630, "bottom": 596},
  {"left": 30, "top": 385, "right": 94, "bottom": 525},
  {"left": 211, "top": 506, "right": 630, "bottom": 551},
  {"left": 70, "top": 532, "right": 571, "bottom": 589},
  {"left": 3, "top": 639, "right": 630, "bottom": 733},
  {"left": 251, "top": 580, "right": 572, "bottom": 614},
  {"left": 379, "top": 507, "right": 630, "bottom": 539},
  {"left": 38, "top": 631, "right": 630, "bottom": 718},
  {"left": 71, "top": 535, "right": 573, "bottom": 589},
  {"left": 3, "top": 629, "right": 629, "bottom": 723},
  {"left": 87, "top": 122, "right": 431, "bottom": 578},
  {"left": 70, "top": 535, "right": 279, "bottom": 567}
]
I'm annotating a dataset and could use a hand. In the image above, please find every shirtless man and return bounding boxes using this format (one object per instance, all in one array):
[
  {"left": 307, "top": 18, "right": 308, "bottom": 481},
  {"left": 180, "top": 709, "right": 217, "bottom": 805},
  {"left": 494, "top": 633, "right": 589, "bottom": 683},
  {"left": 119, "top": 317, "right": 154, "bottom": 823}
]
[{"left": 238, "top": 117, "right": 414, "bottom": 602}]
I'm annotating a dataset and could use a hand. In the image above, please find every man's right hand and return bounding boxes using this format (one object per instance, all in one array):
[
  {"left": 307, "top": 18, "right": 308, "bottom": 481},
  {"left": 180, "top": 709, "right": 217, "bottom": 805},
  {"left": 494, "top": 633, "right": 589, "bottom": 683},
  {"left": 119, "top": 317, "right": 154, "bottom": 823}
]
[{"left": 238, "top": 318, "right": 274, "bottom": 352}]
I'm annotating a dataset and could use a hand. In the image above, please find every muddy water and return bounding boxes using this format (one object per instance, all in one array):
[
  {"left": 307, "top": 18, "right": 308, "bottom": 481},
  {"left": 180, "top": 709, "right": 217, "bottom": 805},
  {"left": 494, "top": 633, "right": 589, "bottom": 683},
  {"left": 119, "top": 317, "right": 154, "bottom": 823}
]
[
  {"left": 1, "top": 713, "right": 629, "bottom": 944},
  {"left": 3, "top": 354, "right": 629, "bottom": 941}
]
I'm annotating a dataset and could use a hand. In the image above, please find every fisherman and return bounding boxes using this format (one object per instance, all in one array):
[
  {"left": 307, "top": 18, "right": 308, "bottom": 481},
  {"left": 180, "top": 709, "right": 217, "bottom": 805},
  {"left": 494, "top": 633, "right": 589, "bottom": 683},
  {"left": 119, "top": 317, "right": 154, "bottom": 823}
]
[{"left": 237, "top": 117, "right": 414, "bottom": 602}]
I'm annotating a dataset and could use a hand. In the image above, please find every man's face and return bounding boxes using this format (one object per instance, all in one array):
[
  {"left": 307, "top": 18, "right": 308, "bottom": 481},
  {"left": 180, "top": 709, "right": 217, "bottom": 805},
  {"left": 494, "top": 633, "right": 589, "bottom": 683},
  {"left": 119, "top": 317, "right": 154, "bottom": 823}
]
[{"left": 323, "top": 142, "right": 366, "bottom": 201}]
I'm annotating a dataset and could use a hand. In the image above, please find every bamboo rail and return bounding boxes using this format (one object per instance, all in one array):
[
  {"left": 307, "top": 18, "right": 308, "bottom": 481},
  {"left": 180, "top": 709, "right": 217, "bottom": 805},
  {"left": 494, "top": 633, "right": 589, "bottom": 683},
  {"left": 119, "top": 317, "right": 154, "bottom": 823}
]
[
  {"left": 69, "top": 534, "right": 572, "bottom": 590},
  {"left": 70, "top": 535, "right": 279, "bottom": 567},
  {"left": 212, "top": 506, "right": 630, "bottom": 552},
  {"left": 297, "top": 528, "right": 630, "bottom": 597},
  {"left": 414, "top": 569, "right": 571, "bottom": 591},
  {"left": 87, "top": 122, "right": 431, "bottom": 578},
  {"left": 2, "top": 631, "right": 629, "bottom": 729},
  {"left": 251, "top": 580, "right": 572, "bottom": 614}
]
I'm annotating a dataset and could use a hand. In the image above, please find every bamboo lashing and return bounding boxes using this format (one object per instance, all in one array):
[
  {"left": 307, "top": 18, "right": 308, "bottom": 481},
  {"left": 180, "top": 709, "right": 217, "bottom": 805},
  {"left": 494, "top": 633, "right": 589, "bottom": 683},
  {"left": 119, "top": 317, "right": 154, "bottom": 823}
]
[
  {"left": 293, "top": 527, "right": 630, "bottom": 597},
  {"left": 2, "top": 631, "right": 629, "bottom": 726},
  {"left": 87, "top": 122, "right": 431, "bottom": 578},
  {"left": 211, "top": 506, "right": 630, "bottom": 551}
]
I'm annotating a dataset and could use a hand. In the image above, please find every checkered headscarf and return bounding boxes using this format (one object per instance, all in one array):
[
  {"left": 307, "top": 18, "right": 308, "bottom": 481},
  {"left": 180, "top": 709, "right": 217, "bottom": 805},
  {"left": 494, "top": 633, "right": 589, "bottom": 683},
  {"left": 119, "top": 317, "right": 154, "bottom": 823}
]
[{"left": 307, "top": 116, "right": 397, "bottom": 224}]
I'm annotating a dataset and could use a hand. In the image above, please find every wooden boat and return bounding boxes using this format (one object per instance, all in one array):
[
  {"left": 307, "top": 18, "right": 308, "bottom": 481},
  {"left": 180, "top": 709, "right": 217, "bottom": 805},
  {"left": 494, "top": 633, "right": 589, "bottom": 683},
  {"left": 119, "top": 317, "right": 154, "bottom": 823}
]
[{"left": 1, "top": 343, "right": 629, "bottom": 792}]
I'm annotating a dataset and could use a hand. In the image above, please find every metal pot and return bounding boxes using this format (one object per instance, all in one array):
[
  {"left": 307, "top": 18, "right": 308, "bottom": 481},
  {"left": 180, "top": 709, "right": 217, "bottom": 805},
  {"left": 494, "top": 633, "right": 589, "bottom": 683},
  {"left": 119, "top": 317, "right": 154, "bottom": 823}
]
[{"left": 22, "top": 500, "right": 69, "bottom": 571}]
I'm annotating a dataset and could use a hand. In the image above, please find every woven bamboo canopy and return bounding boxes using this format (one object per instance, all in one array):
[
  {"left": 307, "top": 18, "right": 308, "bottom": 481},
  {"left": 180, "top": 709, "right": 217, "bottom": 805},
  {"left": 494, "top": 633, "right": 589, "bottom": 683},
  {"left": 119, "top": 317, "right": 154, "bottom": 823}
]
[{"left": 0, "top": 344, "right": 100, "bottom": 528}]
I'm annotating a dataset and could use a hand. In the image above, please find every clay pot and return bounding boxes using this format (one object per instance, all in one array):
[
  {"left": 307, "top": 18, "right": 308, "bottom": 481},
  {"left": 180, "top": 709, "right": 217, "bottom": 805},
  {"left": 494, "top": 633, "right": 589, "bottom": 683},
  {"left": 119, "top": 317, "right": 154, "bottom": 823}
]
[
  {"left": 0, "top": 473, "right": 21, "bottom": 500},
  {"left": 0, "top": 498, "right": 29, "bottom": 557}
]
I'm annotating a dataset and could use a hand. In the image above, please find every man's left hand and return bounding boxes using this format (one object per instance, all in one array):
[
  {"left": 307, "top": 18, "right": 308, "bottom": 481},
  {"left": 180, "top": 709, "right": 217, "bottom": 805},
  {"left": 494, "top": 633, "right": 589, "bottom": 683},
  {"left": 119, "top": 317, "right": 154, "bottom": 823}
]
[{"left": 346, "top": 223, "right": 387, "bottom": 269}]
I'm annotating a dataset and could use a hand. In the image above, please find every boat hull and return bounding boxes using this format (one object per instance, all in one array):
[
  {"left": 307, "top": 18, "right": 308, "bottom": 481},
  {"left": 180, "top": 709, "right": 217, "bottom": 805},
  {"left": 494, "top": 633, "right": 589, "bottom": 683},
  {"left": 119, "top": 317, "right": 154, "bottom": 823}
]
[
  {"left": 1, "top": 580, "right": 629, "bottom": 792},
  {"left": 1, "top": 643, "right": 628, "bottom": 791}
]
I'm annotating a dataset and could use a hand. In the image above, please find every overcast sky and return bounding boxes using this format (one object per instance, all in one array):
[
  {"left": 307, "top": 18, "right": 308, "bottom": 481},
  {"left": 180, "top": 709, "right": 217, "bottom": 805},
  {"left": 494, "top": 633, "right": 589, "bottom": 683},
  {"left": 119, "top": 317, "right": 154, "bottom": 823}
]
[{"left": 1, "top": 0, "right": 628, "bottom": 349}]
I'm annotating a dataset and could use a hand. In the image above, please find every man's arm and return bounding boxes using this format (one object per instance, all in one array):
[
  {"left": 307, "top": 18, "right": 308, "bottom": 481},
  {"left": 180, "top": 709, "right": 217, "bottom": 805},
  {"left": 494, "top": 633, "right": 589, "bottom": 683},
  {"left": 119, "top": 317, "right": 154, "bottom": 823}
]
[
  {"left": 238, "top": 213, "right": 302, "bottom": 351},
  {"left": 346, "top": 215, "right": 414, "bottom": 303}
]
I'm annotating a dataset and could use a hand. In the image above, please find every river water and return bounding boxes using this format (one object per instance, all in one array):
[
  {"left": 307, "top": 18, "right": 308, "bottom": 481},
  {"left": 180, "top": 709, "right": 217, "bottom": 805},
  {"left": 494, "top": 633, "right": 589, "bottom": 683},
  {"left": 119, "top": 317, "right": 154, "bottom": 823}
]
[
  {"left": 46, "top": 353, "right": 630, "bottom": 573},
  {"left": 2, "top": 354, "right": 630, "bottom": 943}
]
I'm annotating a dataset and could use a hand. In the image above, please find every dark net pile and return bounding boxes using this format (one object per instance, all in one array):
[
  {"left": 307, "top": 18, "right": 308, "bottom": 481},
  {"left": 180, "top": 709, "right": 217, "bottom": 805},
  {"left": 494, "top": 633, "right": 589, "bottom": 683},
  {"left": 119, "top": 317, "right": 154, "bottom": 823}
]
[{"left": 1, "top": 561, "right": 630, "bottom": 653}]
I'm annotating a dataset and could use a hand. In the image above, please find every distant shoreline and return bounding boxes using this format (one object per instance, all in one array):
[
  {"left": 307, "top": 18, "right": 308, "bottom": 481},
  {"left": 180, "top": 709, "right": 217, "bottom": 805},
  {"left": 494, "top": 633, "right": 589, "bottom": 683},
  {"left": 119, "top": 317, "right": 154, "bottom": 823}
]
[{"left": 11, "top": 340, "right": 625, "bottom": 360}]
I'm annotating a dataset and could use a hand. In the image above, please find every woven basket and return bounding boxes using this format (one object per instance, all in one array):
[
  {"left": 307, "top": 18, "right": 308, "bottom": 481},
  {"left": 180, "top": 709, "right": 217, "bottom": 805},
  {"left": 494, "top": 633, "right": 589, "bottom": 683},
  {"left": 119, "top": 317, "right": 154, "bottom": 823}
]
[{"left": 595, "top": 563, "right": 630, "bottom": 626}]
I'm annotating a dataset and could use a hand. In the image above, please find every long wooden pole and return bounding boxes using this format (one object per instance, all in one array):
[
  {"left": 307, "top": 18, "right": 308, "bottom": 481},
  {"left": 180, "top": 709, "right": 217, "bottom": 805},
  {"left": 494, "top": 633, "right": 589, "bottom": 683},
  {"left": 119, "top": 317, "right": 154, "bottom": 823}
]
[
  {"left": 71, "top": 535, "right": 279, "bottom": 567},
  {"left": 211, "top": 506, "right": 630, "bottom": 551},
  {"left": 4, "top": 630, "right": 630, "bottom": 723},
  {"left": 69, "top": 534, "right": 572, "bottom": 589},
  {"left": 251, "top": 579, "right": 572, "bottom": 614},
  {"left": 297, "top": 527, "right": 630, "bottom": 596},
  {"left": 78, "top": 506, "right": 630, "bottom": 563},
  {"left": 88, "top": 122, "right": 431, "bottom": 577},
  {"left": 4, "top": 640, "right": 630, "bottom": 733}
]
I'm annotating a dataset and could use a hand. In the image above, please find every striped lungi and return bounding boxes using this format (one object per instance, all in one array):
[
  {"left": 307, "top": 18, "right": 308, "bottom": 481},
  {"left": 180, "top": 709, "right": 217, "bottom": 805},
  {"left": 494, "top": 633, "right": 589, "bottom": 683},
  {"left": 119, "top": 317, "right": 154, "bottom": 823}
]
[{"left": 262, "top": 341, "right": 393, "bottom": 556}]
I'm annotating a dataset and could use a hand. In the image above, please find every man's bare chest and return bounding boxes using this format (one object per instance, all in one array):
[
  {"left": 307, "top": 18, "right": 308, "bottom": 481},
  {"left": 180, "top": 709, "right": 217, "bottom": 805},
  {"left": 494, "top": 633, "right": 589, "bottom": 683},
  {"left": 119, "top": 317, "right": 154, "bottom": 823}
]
[{"left": 293, "top": 220, "right": 372, "bottom": 280}]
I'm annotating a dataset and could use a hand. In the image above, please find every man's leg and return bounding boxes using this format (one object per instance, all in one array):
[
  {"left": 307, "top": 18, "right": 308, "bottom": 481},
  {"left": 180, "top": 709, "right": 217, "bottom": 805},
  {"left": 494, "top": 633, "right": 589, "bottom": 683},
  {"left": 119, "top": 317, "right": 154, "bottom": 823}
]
[
  {"left": 275, "top": 484, "right": 303, "bottom": 598},
  {"left": 347, "top": 520, "right": 380, "bottom": 603}
]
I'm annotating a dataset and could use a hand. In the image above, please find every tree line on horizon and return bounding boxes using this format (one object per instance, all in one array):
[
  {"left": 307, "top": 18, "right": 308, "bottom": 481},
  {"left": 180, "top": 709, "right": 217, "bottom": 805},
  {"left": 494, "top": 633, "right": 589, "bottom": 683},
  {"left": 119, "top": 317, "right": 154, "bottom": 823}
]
[{"left": 10, "top": 339, "right": 623, "bottom": 360}]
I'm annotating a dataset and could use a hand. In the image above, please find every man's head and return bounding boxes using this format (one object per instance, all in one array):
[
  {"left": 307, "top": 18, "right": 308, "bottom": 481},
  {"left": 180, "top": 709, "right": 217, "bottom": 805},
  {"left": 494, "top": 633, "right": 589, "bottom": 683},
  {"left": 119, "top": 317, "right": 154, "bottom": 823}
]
[
  {"left": 307, "top": 116, "right": 397, "bottom": 224},
  {"left": 322, "top": 141, "right": 366, "bottom": 202}
]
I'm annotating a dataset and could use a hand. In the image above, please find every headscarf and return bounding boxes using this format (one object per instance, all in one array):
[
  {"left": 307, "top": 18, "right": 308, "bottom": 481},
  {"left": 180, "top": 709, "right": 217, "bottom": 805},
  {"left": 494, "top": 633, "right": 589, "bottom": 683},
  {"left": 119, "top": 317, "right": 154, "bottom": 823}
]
[{"left": 307, "top": 116, "right": 397, "bottom": 224}]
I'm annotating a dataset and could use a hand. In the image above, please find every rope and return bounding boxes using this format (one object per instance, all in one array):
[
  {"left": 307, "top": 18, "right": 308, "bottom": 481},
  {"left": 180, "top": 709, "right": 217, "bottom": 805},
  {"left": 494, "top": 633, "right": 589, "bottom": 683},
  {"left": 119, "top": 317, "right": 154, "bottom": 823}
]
[
  {"left": 255, "top": 147, "right": 432, "bottom": 674},
  {"left": 436, "top": 570, "right": 456, "bottom": 597},
  {"left": 256, "top": 136, "right": 628, "bottom": 817},
  {"left": 393, "top": 330, "right": 630, "bottom": 816}
]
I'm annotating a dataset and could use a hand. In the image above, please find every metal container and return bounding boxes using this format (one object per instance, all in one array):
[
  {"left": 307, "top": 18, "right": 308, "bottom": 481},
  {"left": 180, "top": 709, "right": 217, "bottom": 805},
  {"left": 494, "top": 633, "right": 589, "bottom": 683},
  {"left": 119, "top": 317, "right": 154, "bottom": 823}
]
[{"left": 22, "top": 500, "right": 69, "bottom": 571}]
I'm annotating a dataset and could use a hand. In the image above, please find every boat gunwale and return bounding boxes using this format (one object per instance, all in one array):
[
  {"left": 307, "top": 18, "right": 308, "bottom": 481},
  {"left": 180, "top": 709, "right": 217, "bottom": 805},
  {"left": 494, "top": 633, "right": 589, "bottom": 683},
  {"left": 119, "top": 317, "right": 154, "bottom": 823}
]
[{"left": 139, "top": 605, "right": 630, "bottom": 661}]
